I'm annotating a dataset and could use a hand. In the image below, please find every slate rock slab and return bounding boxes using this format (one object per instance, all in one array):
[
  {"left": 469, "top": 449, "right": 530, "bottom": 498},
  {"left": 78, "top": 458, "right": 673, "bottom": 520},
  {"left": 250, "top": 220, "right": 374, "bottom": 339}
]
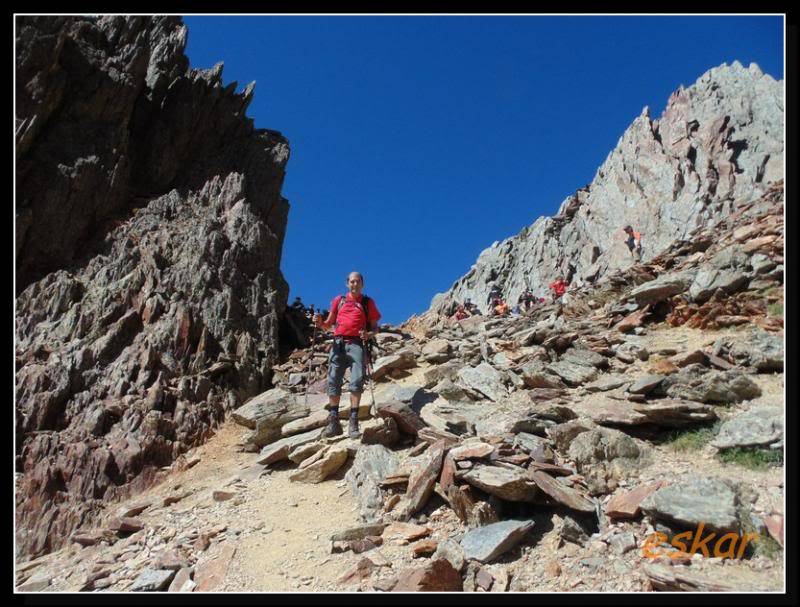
[
  {"left": 460, "top": 519, "right": 535, "bottom": 563},
  {"left": 529, "top": 470, "right": 595, "bottom": 513},
  {"left": 130, "top": 569, "right": 176, "bottom": 592},
  {"left": 457, "top": 363, "right": 508, "bottom": 402},
  {"left": 711, "top": 407, "right": 783, "bottom": 449},
  {"left": 630, "top": 274, "right": 692, "bottom": 304},
  {"left": 345, "top": 444, "right": 400, "bottom": 522},
  {"left": 462, "top": 464, "right": 539, "bottom": 502},
  {"left": 640, "top": 476, "right": 740, "bottom": 533},
  {"left": 547, "top": 360, "right": 598, "bottom": 387},
  {"left": 628, "top": 374, "right": 664, "bottom": 395},
  {"left": 659, "top": 364, "right": 761, "bottom": 404},
  {"left": 257, "top": 427, "right": 323, "bottom": 466}
]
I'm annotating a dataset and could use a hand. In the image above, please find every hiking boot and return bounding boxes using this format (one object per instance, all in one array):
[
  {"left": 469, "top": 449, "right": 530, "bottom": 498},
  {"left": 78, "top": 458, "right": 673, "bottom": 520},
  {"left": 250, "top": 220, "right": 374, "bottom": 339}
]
[
  {"left": 321, "top": 416, "right": 343, "bottom": 438},
  {"left": 348, "top": 417, "right": 361, "bottom": 439}
]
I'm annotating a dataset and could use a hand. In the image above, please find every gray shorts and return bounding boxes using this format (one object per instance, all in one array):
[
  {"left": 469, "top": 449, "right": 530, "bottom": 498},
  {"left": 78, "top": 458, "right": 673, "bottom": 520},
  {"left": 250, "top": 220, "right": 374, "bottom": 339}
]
[{"left": 327, "top": 339, "right": 365, "bottom": 396}]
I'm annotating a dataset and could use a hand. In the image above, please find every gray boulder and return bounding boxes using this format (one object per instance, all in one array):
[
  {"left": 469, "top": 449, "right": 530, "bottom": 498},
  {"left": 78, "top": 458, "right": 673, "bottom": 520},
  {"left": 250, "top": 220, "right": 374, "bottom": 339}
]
[
  {"left": 457, "top": 362, "right": 508, "bottom": 402},
  {"left": 659, "top": 364, "right": 761, "bottom": 404},
  {"left": 345, "top": 444, "right": 400, "bottom": 522},
  {"left": 630, "top": 273, "right": 692, "bottom": 304},
  {"left": 460, "top": 519, "right": 535, "bottom": 563},
  {"left": 568, "top": 427, "right": 650, "bottom": 495},
  {"left": 727, "top": 328, "right": 783, "bottom": 372},
  {"left": 641, "top": 476, "right": 740, "bottom": 534},
  {"left": 711, "top": 407, "right": 783, "bottom": 450}
]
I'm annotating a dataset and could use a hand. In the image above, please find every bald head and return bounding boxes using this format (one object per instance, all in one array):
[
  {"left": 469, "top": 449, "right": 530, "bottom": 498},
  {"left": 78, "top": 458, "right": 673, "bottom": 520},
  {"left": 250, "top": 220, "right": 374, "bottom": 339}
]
[{"left": 347, "top": 271, "right": 364, "bottom": 295}]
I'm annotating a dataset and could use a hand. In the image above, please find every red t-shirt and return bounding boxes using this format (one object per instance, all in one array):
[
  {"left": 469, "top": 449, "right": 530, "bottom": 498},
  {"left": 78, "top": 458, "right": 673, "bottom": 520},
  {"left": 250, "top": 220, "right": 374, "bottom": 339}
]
[
  {"left": 330, "top": 293, "right": 382, "bottom": 337},
  {"left": 549, "top": 280, "right": 566, "bottom": 297}
]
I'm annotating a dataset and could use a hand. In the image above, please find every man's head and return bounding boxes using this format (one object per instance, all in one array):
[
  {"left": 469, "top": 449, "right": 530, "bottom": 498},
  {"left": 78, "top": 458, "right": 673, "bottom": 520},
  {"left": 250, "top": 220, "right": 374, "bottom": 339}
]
[
  {"left": 347, "top": 271, "right": 364, "bottom": 295},
  {"left": 624, "top": 225, "right": 633, "bottom": 234}
]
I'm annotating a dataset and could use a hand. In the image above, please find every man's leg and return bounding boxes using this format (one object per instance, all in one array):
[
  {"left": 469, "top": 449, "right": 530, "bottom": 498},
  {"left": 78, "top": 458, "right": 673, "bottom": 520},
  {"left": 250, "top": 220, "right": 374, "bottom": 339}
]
[
  {"left": 323, "top": 342, "right": 345, "bottom": 437},
  {"left": 346, "top": 342, "right": 365, "bottom": 438}
]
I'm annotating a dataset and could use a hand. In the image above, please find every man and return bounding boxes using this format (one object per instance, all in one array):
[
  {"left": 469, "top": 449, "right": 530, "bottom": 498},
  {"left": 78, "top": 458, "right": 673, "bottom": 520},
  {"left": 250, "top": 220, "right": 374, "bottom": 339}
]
[
  {"left": 623, "top": 225, "right": 643, "bottom": 262},
  {"left": 487, "top": 284, "right": 502, "bottom": 307},
  {"left": 548, "top": 276, "right": 567, "bottom": 303},
  {"left": 313, "top": 271, "right": 381, "bottom": 438}
]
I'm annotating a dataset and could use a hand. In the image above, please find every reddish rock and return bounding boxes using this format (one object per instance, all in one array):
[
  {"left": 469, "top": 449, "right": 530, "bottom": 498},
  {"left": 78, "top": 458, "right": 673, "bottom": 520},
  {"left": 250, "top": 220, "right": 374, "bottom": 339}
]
[
  {"left": 212, "top": 490, "right": 236, "bottom": 502},
  {"left": 743, "top": 234, "right": 777, "bottom": 253},
  {"left": 706, "top": 354, "right": 735, "bottom": 370},
  {"left": 167, "top": 567, "right": 193, "bottom": 592},
  {"left": 194, "top": 542, "right": 237, "bottom": 592},
  {"left": 763, "top": 513, "right": 783, "bottom": 547},
  {"left": 338, "top": 557, "right": 377, "bottom": 585},
  {"left": 475, "top": 567, "right": 494, "bottom": 591},
  {"left": 605, "top": 481, "right": 667, "bottom": 519},
  {"left": 670, "top": 350, "right": 708, "bottom": 367},
  {"left": 398, "top": 440, "right": 446, "bottom": 519},
  {"left": 113, "top": 500, "right": 152, "bottom": 519},
  {"left": 447, "top": 484, "right": 476, "bottom": 524},
  {"left": 417, "top": 427, "right": 460, "bottom": 446},
  {"left": 71, "top": 530, "right": 113, "bottom": 547},
  {"left": 529, "top": 470, "right": 595, "bottom": 513},
  {"left": 377, "top": 400, "right": 427, "bottom": 436},
  {"left": 528, "top": 462, "right": 574, "bottom": 476},
  {"left": 545, "top": 560, "right": 562, "bottom": 577},
  {"left": 614, "top": 306, "right": 651, "bottom": 333},
  {"left": 383, "top": 522, "right": 432, "bottom": 542},
  {"left": 440, "top": 453, "right": 456, "bottom": 494},
  {"left": 450, "top": 442, "right": 495, "bottom": 461},
  {"left": 106, "top": 516, "right": 145, "bottom": 534},
  {"left": 411, "top": 539, "right": 439, "bottom": 558},
  {"left": 392, "top": 558, "right": 463, "bottom": 592}
]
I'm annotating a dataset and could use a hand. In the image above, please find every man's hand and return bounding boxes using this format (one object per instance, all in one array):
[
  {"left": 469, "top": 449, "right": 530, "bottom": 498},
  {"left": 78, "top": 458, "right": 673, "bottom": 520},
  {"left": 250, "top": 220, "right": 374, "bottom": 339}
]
[{"left": 359, "top": 328, "right": 372, "bottom": 340}]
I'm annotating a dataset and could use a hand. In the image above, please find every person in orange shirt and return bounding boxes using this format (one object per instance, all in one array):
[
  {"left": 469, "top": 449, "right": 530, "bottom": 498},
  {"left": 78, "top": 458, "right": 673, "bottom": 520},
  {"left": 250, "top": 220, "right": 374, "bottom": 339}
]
[
  {"left": 493, "top": 298, "right": 510, "bottom": 316},
  {"left": 624, "top": 225, "right": 643, "bottom": 262}
]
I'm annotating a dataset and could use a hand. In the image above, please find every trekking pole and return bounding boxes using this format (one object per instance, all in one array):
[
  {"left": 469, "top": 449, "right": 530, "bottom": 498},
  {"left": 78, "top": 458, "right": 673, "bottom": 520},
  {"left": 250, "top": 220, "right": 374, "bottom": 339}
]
[
  {"left": 363, "top": 337, "right": 377, "bottom": 411},
  {"left": 304, "top": 309, "right": 318, "bottom": 409}
]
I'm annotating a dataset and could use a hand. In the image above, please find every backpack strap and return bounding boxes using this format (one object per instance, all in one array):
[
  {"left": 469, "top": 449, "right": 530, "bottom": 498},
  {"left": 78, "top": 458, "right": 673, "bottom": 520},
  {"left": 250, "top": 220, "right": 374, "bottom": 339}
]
[
  {"left": 333, "top": 295, "right": 345, "bottom": 331},
  {"left": 362, "top": 295, "right": 372, "bottom": 331}
]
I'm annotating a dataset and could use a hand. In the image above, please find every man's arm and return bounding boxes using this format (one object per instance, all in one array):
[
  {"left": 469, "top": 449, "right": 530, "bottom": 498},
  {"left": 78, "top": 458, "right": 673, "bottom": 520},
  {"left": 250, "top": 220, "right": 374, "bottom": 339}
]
[{"left": 314, "top": 298, "right": 338, "bottom": 331}]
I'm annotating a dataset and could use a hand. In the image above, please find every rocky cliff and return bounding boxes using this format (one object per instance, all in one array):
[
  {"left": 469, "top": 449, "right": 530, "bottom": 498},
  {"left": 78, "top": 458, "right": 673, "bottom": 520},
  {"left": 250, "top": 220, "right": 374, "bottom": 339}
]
[
  {"left": 15, "top": 16, "right": 291, "bottom": 559},
  {"left": 430, "top": 61, "right": 783, "bottom": 314}
]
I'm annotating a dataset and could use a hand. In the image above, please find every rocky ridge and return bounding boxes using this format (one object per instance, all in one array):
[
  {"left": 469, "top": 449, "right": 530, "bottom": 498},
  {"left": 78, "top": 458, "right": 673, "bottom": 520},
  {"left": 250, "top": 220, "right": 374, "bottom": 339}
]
[
  {"left": 15, "top": 16, "right": 291, "bottom": 559},
  {"left": 430, "top": 61, "right": 783, "bottom": 314}
]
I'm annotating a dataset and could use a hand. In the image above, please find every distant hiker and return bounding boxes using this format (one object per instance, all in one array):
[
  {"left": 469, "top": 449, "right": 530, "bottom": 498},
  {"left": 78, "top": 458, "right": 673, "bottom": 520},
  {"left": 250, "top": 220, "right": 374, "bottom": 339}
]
[
  {"left": 518, "top": 289, "right": 535, "bottom": 313},
  {"left": 492, "top": 297, "right": 510, "bottom": 316},
  {"left": 549, "top": 277, "right": 567, "bottom": 303},
  {"left": 453, "top": 304, "right": 469, "bottom": 321},
  {"left": 487, "top": 284, "right": 502, "bottom": 306},
  {"left": 313, "top": 271, "right": 381, "bottom": 439},
  {"left": 291, "top": 296, "right": 305, "bottom": 310},
  {"left": 464, "top": 298, "right": 480, "bottom": 316},
  {"left": 623, "top": 225, "right": 643, "bottom": 262}
]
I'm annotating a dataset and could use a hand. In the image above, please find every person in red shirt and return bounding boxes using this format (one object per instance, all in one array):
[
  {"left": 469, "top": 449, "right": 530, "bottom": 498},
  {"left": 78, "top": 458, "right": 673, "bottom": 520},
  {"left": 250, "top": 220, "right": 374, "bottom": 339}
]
[
  {"left": 548, "top": 277, "right": 567, "bottom": 303},
  {"left": 313, "top": 271, "right": 381, "bottom": 438}
]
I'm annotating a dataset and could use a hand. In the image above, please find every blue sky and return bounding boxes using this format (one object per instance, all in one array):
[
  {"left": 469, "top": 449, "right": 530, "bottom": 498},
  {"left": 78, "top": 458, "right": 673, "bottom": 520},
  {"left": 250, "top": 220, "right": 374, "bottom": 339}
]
[{"left": 183, "top": 15, "right": 783, "bottom": 325}]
